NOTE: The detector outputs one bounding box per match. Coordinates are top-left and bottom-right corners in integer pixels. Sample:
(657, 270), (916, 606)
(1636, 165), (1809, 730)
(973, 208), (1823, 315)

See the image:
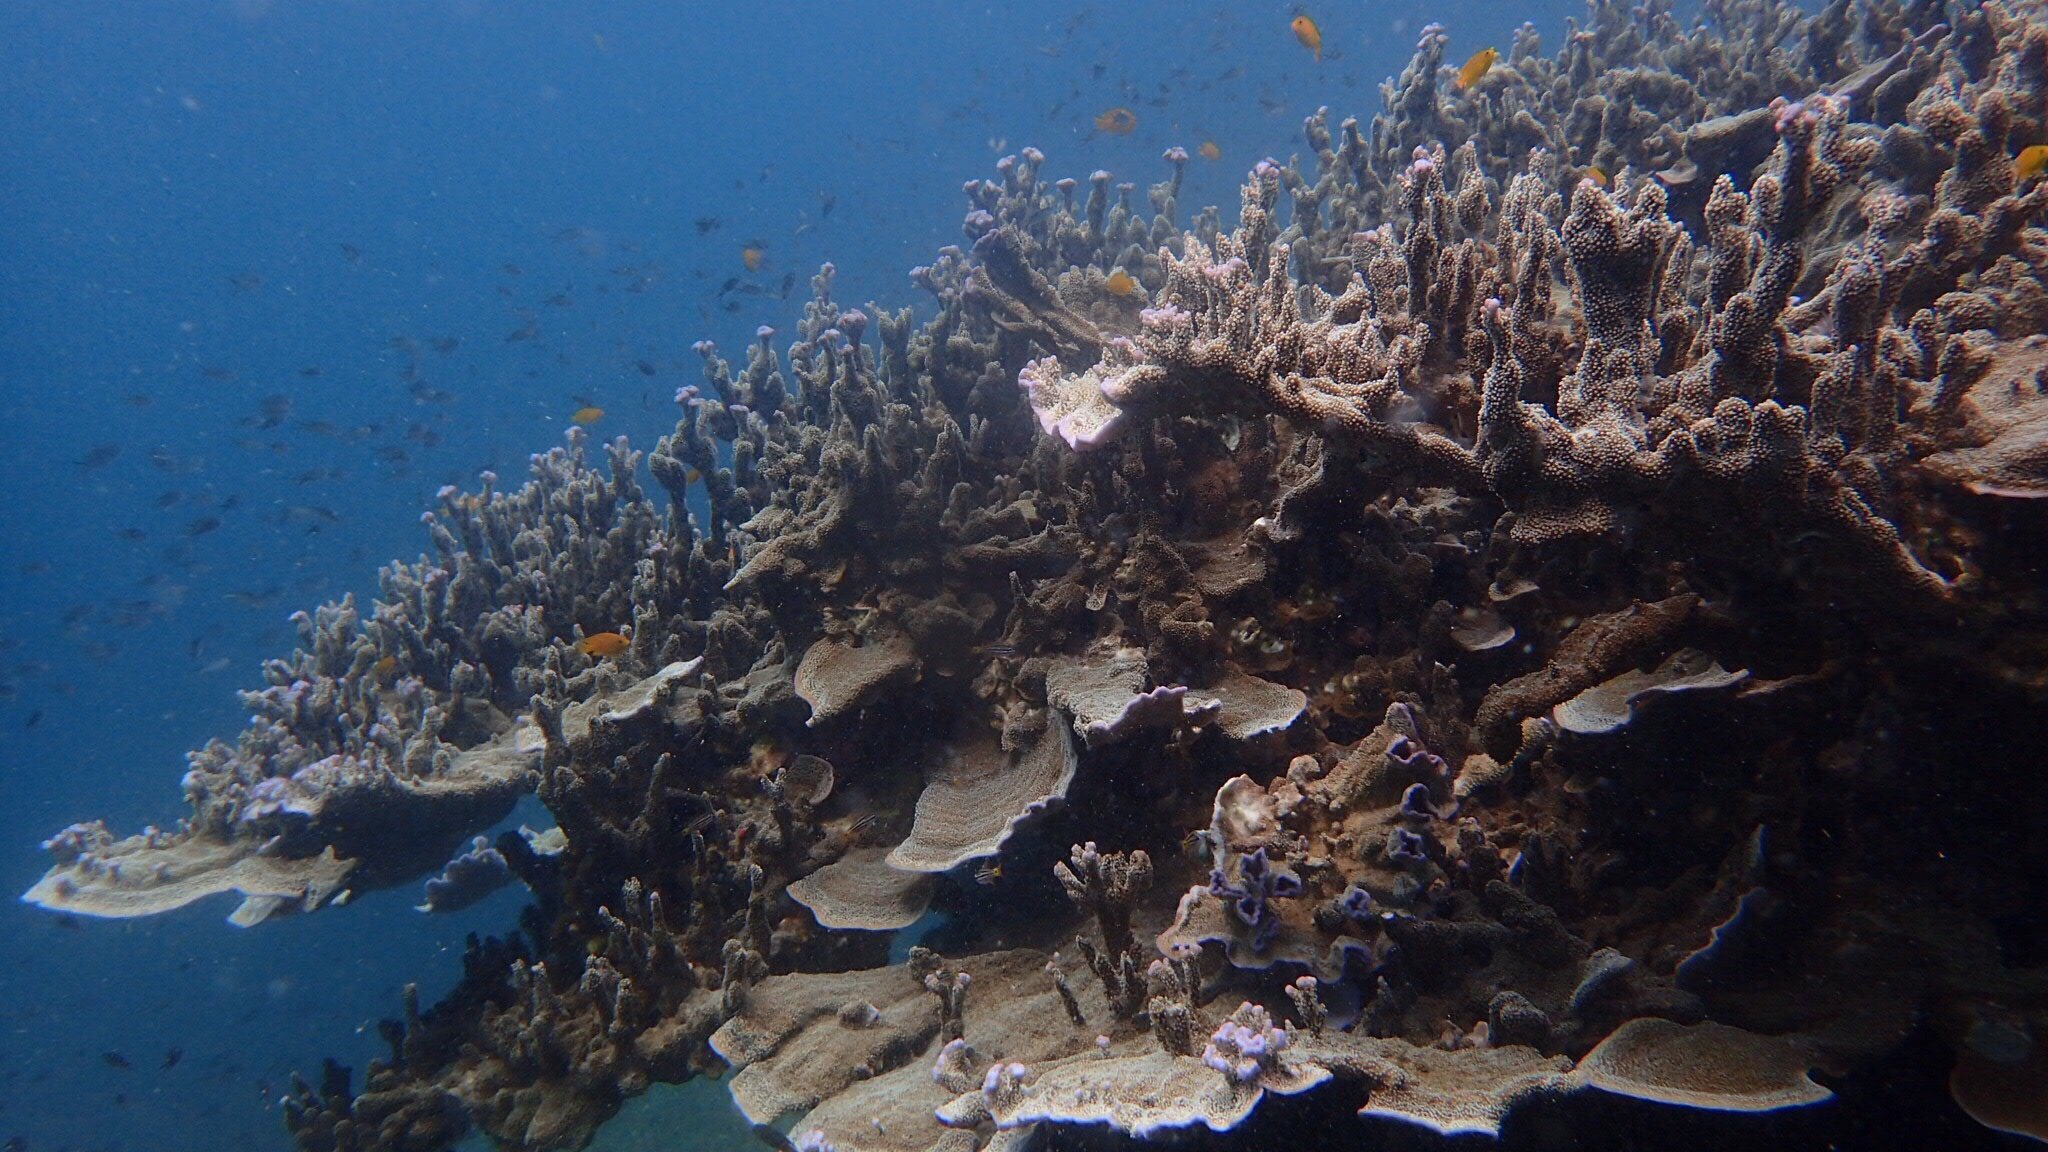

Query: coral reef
(26, 0), (2048, 1149)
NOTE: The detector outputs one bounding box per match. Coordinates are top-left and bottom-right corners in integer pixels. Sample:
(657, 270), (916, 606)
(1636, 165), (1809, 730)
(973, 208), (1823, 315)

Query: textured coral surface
(28, 1), (2048, 1149)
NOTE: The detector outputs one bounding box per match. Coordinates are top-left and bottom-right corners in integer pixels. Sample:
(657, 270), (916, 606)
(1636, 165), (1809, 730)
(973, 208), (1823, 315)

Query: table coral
(24, 2), (2048, 1151)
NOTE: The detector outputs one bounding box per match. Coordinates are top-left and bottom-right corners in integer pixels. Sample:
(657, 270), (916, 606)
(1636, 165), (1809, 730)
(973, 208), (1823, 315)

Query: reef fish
(741, 243), (766, 272)
(1584, 165), (1610, 188)
(576, 631), (629, 658)
(1104, 268), (1139, 297)
(1456, 47), (1498, 90)
(570, 405), (605, 426)
(1198, 140), (1222, 161)
(2019, 144), (2048, 181)
(1094, 107), (1137, 135)
(1291, 15), (1322, 61)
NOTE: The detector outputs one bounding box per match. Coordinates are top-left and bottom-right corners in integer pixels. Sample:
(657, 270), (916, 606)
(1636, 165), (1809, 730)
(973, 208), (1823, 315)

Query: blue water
(0, 2), (1567, 1147)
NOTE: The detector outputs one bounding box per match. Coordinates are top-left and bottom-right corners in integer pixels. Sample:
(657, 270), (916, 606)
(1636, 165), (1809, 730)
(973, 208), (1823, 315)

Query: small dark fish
(226, 272), (263, 292)
(7, 1135), (28, 1152)
(154, 491), (182, 509)
(202, 365), (237, 381)
(718, 276), (740, 295)
(778, 271), (796, 299)
(219, 493), (241, 511)
(24, 709), (41, 730)
(161, 1047), (183, 1070)
(248, 394), (291, 429)
(430, 336), (460, 355)
(505, 319), (539, 343)
(102, 1051), (132, 1070)
(77, 444), (121, 471)
(121, 392), (154, 408)
(409, 382), (455, 404)
(184, 516), (222, 537)
(297, 366), (321, 378)
(376, 445), (409, 463)
(544, 292), (573, 308)
(819, 193), (836, 219)
(501, 263), (523, 276)
(115, 527), (146, 541)
(223, 588), (281, 608)
(634, 360), (657, 376)
(339, 243), (362, 265)
(722, 300), (741, 312)
(52, 914), (79, 931)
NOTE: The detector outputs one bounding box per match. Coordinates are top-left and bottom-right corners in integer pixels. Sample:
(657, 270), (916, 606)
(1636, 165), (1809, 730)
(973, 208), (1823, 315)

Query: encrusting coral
(25, 1), (2048, 1150)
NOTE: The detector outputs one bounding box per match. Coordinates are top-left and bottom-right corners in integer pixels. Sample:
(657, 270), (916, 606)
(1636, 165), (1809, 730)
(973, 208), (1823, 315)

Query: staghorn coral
(26, 3), (2048, 1151)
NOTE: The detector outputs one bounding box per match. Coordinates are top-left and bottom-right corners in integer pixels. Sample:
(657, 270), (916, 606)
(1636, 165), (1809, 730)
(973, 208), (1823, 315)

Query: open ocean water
(6, 1), (2041, 1151)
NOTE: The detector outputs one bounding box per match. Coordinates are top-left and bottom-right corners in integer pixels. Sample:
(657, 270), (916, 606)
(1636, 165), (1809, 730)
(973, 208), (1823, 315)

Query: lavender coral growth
(1203, 1002), (1291, 1086)
(1209, 847), (1303, 951)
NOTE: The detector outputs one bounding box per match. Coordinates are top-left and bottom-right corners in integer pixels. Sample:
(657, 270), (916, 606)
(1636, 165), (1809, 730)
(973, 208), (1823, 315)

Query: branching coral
(27, 3), (2048, 1152)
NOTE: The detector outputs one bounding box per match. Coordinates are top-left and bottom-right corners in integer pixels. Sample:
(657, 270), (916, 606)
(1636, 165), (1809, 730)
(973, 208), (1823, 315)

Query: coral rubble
(26, 0), (2048, 1149)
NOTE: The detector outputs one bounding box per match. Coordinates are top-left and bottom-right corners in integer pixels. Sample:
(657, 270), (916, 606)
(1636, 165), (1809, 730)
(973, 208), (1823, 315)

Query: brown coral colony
(27, 0), (2048, 1149)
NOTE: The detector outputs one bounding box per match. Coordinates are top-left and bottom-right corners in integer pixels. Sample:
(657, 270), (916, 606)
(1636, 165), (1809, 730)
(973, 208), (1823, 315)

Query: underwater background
(5, 1), (2045, 1150)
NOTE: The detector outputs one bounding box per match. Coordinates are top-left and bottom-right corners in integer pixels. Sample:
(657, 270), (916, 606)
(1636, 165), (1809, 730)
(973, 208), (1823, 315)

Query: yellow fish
(570, 405), (604, 426)
(1584, 165), (1610, 188)
(1094, 107), (1137, 135)
(371, 655), (397, 681)
(1456, 47), (1498, 90)
(740, 244), (766, 272)
(1291, 15), (1322, 61)
(1104, 269), (1139, 297)
(2018, 144), (2048, 181)
(575, 631), (629, 658)
(1198, 140), (1222, 162)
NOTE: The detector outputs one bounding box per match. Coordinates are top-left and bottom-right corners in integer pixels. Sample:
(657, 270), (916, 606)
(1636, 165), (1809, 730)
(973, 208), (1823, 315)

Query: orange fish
(570, 405), (604, 426)
(371, 655), (397, 681)
(1094, 107), (1137, 135)
(1456, 47), (1498, 90)
(1291, 15), (1322, 61)
(1104, 269), (1139, 297)
(741, 243), (766, 272)
(576, 631), (629, 658)
(2019, 144), (2048, 181)
(1198, 140), (1222, 161)
(1584, 165), (1610, 188)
